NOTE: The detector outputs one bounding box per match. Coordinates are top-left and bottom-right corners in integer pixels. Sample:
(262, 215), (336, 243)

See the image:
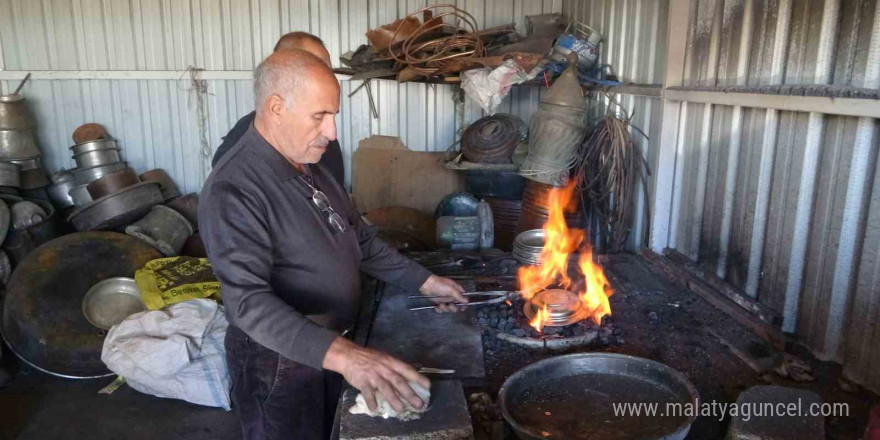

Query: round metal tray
(500, 353), (699, 440)
(81, 277), (146, 330)
(1, 232), (161, 378)
(67, 182), (163, 231)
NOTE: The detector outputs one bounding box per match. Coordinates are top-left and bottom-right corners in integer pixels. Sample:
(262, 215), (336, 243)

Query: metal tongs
(407, 290), (518, 311)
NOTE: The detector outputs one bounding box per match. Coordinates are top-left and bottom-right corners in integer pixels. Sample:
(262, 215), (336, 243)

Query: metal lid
(523, 289), (591, 326)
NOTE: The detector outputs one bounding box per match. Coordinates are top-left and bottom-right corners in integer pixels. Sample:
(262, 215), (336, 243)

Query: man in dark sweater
(212, 32), (345, 187)
(200, 50), (467, 440)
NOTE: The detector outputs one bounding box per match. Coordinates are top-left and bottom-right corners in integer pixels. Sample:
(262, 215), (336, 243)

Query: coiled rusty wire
(575, 93), (651, 251)
(389, 4), (484, 77)
(461, 114), (526, 164)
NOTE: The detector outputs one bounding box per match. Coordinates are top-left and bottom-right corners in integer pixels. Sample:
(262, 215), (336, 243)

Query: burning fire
(518, 182), (613, 331)
(530, 304), (550, 333)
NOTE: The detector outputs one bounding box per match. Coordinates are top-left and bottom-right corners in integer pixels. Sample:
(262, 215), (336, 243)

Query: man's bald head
(253, 49), (339, 169)
(254, 49), (337, 118)
(274, 31), (331, 66)
(275, 31), (323, 52)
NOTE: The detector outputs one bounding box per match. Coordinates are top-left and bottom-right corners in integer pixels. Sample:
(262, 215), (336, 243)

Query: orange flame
(530, 304), (550, 333)
(517, 182), (613, 331)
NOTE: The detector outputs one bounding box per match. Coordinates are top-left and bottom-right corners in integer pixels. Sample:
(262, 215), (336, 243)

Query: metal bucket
(0, 162), (21, 188)
(68, 184), (93, 207)
(73, 162), (127, 185)
(125, 204), (194, 256)
(139, 169), (180, 200)
(47, 170), (76, 209)
(0, 95), (36, 130)
(86, 167), (139, 199)
(0, 129), (42, 161)
(72, 147), (121, 169)
(500, 353), (698, 440)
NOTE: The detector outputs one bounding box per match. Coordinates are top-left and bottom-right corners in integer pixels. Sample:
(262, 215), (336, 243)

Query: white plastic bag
(101, 298), (232, 410)
(461, 60), (541, 114)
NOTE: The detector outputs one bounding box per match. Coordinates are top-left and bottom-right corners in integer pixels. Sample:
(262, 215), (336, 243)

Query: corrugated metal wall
(561, 0), (669, 248)
(0, 0), (562, 193)
(3, 0), (877, 393)
(660, 0), (880, 393)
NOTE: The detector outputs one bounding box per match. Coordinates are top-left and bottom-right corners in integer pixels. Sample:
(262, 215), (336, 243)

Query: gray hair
(253, 50), (322, 116)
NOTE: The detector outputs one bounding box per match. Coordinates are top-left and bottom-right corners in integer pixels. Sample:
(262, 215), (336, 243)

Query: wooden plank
(637, 249), (791, 351)
(663, 248), (782, 326)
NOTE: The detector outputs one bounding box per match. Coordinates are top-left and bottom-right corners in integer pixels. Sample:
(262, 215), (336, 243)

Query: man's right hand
(322, 337), (429, 413)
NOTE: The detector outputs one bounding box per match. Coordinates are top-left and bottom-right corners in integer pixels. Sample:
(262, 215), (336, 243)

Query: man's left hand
(418, 275), (467, 313)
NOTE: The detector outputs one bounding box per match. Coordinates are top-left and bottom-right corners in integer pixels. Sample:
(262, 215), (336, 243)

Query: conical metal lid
(541, 52), (587, 110)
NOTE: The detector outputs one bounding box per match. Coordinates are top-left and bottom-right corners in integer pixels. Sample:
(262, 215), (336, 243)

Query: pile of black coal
(476, 300), (622, 346)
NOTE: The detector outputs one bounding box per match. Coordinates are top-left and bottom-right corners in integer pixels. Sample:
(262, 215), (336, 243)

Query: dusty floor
(0, 360), (240, 440)
(0, 252), (876, 440)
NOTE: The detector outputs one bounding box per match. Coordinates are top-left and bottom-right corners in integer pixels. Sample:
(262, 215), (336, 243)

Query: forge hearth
(477, 296), (620, 351)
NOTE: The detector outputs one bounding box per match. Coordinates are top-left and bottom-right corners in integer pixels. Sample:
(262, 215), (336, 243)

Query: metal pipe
(782, 0), (840, 333)
(824, 1), (880, 360)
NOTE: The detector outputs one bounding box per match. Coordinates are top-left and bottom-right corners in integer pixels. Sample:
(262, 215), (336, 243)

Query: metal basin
(72, 147), (121, 169)
(1, 232), (161, 378)
(0, 162), (21, 188)
(8, 156), (42, 171)
(73, 162), (127, 185)
(0, 94), (35, 130)
(10, 201), (47, 229)
(68, 184), (93, 207)
(20, 168), (49, 190)
(47, 170), (76, 209)
(125, 204), (194, 256)
(500, 353), (698, 440)
(86, 167), (139, 199)
(69, 138), (118, 156)
(139, 169), (180, 200)
(1, 196), (62, 265)
(81, 277), (146, 330)
(0, 129), (41, 161)
(68, 182), (163, 231)
(165, 192), (199, 229)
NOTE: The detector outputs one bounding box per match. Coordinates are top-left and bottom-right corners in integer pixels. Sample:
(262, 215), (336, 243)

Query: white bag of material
(101, 298), (232, 410)
(461, 59), (541, 115)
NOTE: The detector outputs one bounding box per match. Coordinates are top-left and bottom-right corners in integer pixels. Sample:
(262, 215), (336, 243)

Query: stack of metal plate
(513, 229), (544, 266)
